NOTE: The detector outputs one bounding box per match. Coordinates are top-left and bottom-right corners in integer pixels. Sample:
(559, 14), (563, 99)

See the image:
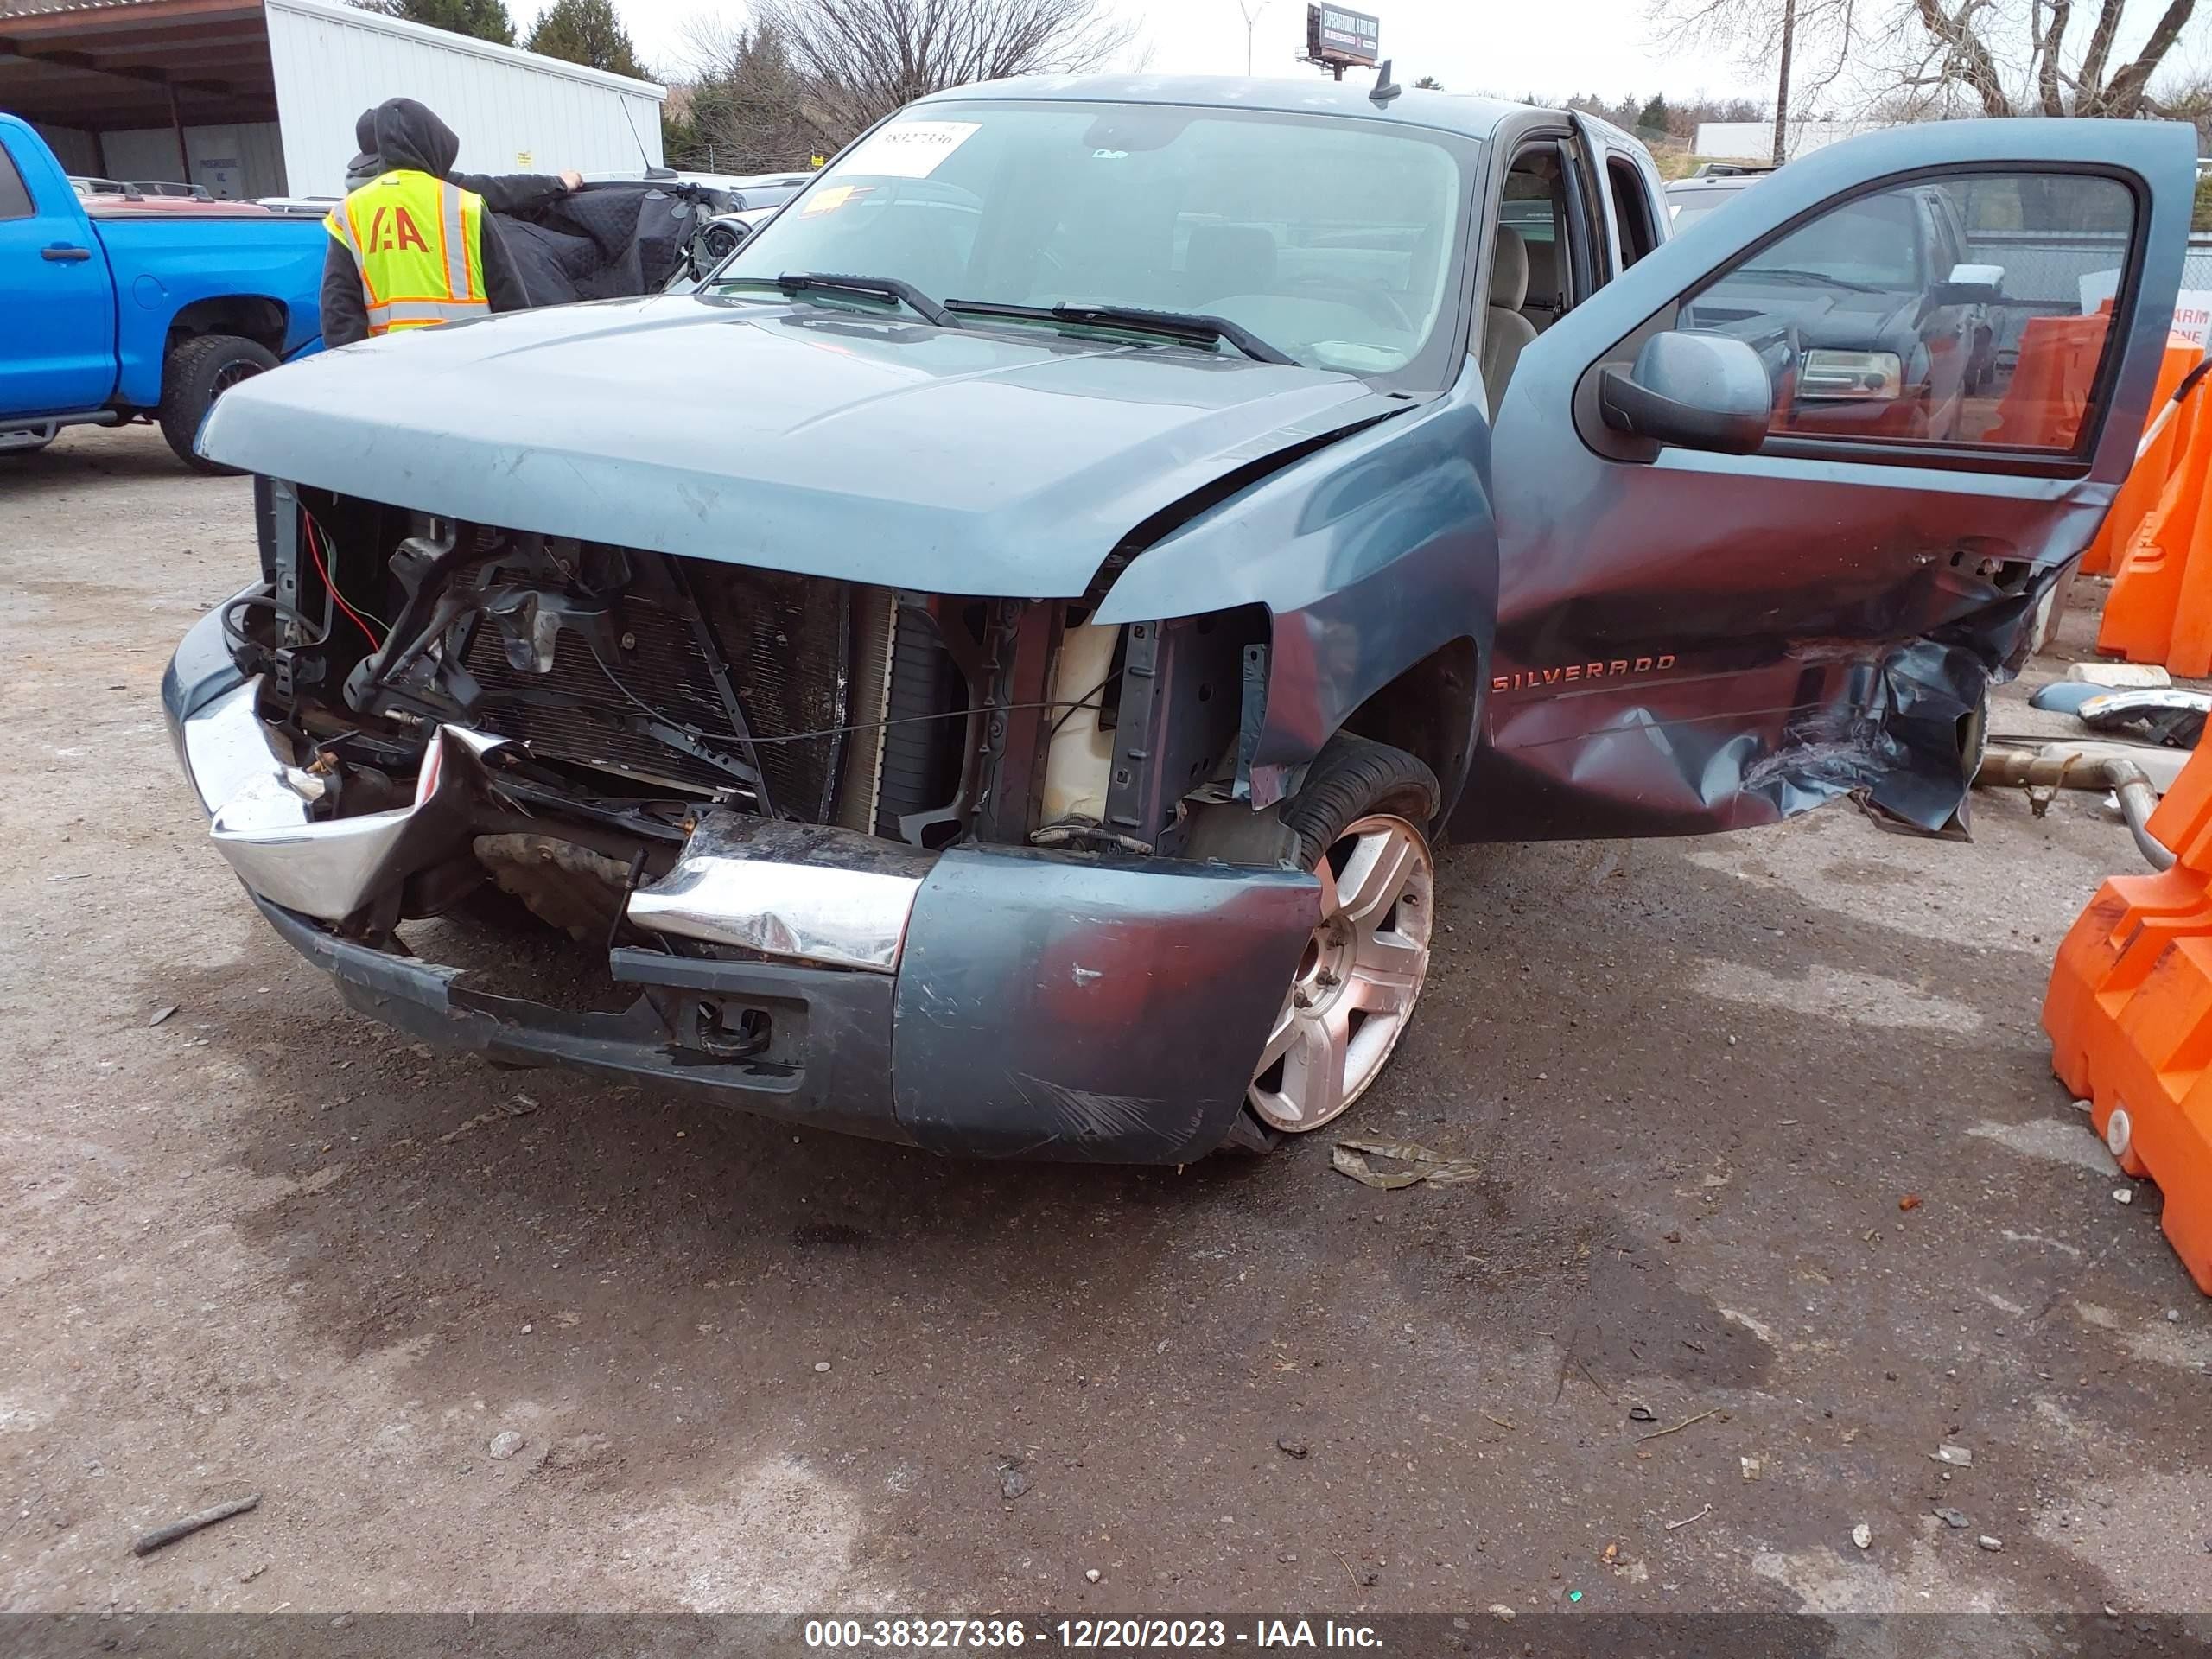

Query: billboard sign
(1306, 4), (1380, 67)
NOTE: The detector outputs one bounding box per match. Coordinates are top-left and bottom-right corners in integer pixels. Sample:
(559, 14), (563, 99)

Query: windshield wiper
(719, 271), (963, 327)
(1734, 265), (1892, 296)
(944, 299), (1294, 365)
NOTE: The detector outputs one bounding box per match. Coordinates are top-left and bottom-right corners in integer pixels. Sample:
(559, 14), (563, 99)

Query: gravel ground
(1, 423), (2206, 1620)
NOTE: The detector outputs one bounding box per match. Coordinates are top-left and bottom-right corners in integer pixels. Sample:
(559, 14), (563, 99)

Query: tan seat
(1481, 226), (1539, 419)
(1520, 236), (1560, 331)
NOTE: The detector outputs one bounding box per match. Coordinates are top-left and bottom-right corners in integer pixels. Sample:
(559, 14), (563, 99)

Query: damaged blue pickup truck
(162, 75), (2193, 1161)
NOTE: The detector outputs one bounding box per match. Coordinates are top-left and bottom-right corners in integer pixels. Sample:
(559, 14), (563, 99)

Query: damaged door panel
(1458, 124), (2192, 842)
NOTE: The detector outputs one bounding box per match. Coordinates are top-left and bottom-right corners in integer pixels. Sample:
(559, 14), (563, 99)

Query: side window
(1676, 169), (2137, 453)
(1605, 156), (1658, 270)
(0, 143), (34, 222)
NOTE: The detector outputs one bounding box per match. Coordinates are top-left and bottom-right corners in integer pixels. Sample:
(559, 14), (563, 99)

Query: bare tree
(1886, 0), (2197, 118)
(1654, 0), (1868, 161)
(746, 0), (1141, 154)
(1650, 0), (2200, 156)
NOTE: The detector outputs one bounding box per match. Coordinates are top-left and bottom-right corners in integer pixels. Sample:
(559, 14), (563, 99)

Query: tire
(1281, 733), (1440, 865)
(158, 334), (277, 474)
(1236, 734), (1441, 1139)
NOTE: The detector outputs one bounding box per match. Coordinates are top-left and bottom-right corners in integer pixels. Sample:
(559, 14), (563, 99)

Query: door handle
(41, 244), (91, 262)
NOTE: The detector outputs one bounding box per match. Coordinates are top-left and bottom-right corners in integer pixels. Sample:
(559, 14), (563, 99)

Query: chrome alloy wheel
(1248, 812), (1434, 1132)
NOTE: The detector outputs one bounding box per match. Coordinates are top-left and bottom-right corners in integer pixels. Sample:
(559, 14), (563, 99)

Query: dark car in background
(162, 81), (2192, 1162)
(1680, 175), (2005, 440)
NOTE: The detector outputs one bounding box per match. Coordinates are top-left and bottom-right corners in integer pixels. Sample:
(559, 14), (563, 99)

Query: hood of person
(195, 290), (1406, 600)
(351, 98), (461, 183)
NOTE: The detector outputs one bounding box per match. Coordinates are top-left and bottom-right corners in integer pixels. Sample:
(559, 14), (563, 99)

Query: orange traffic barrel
(2044, 743), (2212, 1293)
(2097, 357), (2212, 674)
(2081, 334), (2204, 576)
(1988, 311), (2114, 450)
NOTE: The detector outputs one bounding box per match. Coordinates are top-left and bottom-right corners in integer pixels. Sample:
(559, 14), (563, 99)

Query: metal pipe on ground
(1974, 743), (2174, 870)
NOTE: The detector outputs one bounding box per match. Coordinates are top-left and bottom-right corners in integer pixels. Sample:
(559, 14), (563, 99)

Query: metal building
(0, 0), (663, 200)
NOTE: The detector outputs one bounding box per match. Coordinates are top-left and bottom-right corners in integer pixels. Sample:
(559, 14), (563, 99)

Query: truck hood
(1694, 281), (1918, 350)
(199, 293), (1402, 599)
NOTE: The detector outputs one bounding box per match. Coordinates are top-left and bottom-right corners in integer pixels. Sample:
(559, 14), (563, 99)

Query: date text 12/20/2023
(803, 1618), (1385, 1649)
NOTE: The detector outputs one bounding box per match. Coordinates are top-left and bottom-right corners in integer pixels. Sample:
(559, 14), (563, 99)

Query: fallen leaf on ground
(1331, 1138), (1481, 1190)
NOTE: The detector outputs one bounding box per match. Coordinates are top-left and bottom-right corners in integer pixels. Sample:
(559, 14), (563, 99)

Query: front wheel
(1246, 735), (1440, 1135)
(158, 334), (277, 474)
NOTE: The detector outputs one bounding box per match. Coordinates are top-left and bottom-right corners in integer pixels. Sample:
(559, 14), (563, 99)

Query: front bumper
(166, 622), (1318, 1162)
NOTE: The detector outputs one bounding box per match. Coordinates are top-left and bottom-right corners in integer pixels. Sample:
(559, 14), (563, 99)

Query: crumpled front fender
(1096, 376), (1495, 803)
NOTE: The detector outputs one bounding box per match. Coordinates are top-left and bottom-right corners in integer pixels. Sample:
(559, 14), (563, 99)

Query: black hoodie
(321, 98), (534, 347)
(343, 101), (572, 216)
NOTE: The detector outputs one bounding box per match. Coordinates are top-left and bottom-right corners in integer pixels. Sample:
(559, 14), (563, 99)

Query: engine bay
(213, 480), (1265, 947)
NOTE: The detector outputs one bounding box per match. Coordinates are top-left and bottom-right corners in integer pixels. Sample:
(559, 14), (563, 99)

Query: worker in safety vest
(321, 98), (531, 347)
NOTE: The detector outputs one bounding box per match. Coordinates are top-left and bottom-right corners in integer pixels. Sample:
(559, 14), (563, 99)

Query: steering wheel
(1280, 276), (1414, 334)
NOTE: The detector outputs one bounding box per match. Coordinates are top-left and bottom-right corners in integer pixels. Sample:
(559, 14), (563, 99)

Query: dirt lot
(2, 423), (2207, 1620)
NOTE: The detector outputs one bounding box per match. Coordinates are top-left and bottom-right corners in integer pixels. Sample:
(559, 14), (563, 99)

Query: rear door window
(0, 142), (35, 221)
(1605, 156), (1658, 268)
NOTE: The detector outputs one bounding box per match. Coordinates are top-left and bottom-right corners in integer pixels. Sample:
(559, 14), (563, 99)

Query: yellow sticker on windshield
(801, 184), (870, 217)
(839, 120), (980, 180)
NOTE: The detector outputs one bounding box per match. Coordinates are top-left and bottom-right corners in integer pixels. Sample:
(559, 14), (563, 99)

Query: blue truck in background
(1, 111), (326, 472)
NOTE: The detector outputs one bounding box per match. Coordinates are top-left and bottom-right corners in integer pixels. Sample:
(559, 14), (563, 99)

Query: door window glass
(0, 144), (34, 221)
(1499, 146), (1584, 330)
(1676, 170), (2136, 452)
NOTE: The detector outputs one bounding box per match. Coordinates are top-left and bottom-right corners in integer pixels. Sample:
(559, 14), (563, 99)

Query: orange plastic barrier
(2081, 334), (2203, 576)
(1987, 311), (2113, 449)
(2097, 361), (2212, 673)
(2045, 747), (2212, 1294)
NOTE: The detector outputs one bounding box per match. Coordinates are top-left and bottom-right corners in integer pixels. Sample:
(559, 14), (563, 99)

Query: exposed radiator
(465, 563), (854, 812)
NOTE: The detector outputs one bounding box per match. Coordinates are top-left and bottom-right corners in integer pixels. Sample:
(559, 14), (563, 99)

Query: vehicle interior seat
(1482, 225), (1538, 418)
(1519, 234), (1562, 332)
(1185, 224), (1278, 307)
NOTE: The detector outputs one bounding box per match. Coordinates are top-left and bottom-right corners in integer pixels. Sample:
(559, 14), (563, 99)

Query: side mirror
(1934, 261), (2004, 305)
(1599, 330), (1773, 455)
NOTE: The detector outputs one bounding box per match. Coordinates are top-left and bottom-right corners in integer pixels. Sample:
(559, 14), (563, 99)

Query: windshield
(1741, 190), (1920, 289)
(716, 100), (1469, 378)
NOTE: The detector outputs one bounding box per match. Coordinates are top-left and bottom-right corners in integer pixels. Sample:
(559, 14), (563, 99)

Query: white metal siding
(264, 0), (664, 200)
(1693, 119), (1890, 162)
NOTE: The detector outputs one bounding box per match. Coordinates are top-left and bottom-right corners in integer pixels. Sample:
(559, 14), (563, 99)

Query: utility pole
(1236, 0), (1268, 75)
(1770, 0), (1795, 165)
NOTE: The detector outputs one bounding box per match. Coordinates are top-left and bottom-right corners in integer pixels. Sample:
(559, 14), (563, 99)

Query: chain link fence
(1965, 231), (2212, 365)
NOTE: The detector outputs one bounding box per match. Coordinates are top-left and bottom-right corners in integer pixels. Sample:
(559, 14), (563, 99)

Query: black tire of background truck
(1192, 732), (1442, 1156)
(158, 334), (278, 474)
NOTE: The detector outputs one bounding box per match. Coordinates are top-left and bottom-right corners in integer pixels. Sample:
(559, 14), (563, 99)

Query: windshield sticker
(801, 184), (871, 218)
(842, 120), (981, 179)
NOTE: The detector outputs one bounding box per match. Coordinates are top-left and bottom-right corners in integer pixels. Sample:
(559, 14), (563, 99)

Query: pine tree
(353, 0), (515, 47)
(524, 0), (646, 79)
(667, 23), (813, 173)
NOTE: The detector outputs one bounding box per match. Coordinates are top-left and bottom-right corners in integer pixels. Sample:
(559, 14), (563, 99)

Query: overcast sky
(582, 0), (1779, 104)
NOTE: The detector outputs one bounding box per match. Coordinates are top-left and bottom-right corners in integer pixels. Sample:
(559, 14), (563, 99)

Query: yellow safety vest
(325, 169), (487, 336)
